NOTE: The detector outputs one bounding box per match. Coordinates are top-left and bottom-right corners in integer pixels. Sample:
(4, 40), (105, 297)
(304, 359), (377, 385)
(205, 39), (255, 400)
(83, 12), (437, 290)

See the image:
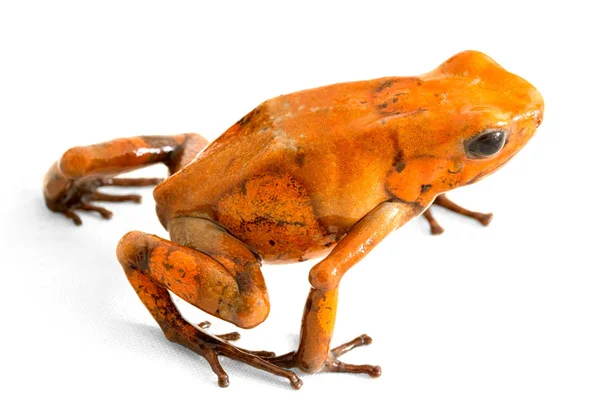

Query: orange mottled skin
(44, 51), (544, 388)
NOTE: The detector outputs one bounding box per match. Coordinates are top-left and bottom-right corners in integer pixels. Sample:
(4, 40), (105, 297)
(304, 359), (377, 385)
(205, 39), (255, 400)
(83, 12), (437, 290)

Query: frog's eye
(465, 130), (507, 159)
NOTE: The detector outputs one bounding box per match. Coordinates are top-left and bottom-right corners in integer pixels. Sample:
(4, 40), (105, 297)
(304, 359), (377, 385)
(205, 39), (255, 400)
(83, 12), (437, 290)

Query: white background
(1, 1), (598, 412)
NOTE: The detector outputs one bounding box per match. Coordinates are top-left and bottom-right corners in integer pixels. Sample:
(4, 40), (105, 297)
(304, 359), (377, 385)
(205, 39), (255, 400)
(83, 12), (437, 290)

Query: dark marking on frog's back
(295, 152), (306, 166)
(393, 151), (406, 173)
(237, 107), (261, 127)
(375, 79), (395, 93)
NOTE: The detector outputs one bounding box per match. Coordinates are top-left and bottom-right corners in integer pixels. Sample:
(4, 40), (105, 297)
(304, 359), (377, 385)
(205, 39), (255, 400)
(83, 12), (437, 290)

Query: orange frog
(43, 51), (544, 389)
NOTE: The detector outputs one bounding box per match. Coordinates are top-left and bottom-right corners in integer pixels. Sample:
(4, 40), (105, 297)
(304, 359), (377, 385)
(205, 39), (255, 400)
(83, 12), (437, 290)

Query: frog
(43, 50), (544, 389)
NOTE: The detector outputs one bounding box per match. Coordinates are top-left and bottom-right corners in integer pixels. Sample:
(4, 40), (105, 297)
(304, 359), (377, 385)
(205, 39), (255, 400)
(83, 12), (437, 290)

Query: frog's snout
(529, 87), (544, 128)
(535, 101), (544, 128)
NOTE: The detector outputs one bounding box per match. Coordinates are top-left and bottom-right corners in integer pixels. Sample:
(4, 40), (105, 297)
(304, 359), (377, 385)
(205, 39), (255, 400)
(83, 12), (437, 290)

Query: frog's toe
(196, 321), (275, 356)
(243, 349), (277, 357)
(197, 320), (241, 342)
(324, 358), (382, 377)
(330, 334), (373, 358)
(323, 334), (380, 377)
(215, 332), (241, 341)
(476, 212), (494, 226)
(100, 177), (163, 187)
(80, 176), (163, 206)
(86, 191), (142, 204)
(62, 209), (83, 226)
(77, 203), (114, 219)
(197, 321), (212, 329)
(59, 203), (113, 225)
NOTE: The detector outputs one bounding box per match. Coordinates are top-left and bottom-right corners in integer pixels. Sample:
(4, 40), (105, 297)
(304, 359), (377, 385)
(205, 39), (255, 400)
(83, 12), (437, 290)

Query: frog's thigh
(118, 227), (269, 329)
(168, 217), (269, 327)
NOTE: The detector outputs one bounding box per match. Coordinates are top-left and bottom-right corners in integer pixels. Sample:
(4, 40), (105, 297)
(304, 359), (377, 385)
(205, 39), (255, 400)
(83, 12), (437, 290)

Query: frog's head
(385, 50), (544, 206)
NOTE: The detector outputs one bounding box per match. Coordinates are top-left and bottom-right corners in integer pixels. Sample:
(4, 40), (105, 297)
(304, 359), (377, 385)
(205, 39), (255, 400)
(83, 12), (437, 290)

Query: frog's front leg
(116, 223), (302, 389)
(423, 194), (493, 235)
(44, 133), (208, 225)
(267, 201), (423, 375)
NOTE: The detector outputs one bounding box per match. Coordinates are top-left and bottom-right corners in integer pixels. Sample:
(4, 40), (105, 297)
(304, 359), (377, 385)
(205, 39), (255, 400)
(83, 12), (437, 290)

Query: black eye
(465, 130), (507, 159)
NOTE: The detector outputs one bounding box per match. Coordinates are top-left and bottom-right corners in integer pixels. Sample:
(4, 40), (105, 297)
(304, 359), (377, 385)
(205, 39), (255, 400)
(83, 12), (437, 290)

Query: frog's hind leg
(43, 133), (208, 225)
(423, 194), (493, 235)
(117, 228), (302, 389)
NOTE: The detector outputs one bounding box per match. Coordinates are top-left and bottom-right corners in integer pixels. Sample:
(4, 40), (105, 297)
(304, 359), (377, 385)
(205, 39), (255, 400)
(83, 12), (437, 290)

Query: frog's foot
(197, 321), (276, 357)
(165, 321), (302, 389)
(49, 176), (162, 226)
(423, 194), (493, 235)
(265, 334), (381, 378)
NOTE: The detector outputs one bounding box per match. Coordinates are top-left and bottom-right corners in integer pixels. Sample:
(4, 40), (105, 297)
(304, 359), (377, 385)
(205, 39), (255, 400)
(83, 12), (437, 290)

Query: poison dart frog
(43, 50), (544, 389)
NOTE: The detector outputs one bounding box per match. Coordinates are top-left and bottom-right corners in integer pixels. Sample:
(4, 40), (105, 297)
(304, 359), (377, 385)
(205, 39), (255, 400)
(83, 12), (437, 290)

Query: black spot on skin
(324, 242), (334, 248)
(393, 151), (406, 173)
(295, 152), (306, 166)
(269, 240), (275, 246)
(237, 107), (260, 126)
(375, 79), (394, 93)
(377, 102), (388, 110)
(420, 184), (431, 194)
(394, 160), (406, 173)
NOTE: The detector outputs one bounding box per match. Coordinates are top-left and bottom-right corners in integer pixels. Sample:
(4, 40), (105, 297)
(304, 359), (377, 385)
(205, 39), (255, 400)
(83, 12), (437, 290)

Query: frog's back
(154, 78), (402, 228)
(153, 75), (437, 262)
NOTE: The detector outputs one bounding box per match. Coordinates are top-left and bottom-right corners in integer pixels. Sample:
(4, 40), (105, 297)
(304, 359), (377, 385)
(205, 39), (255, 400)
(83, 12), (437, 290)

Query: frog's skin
(43, 51), (544, 389)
